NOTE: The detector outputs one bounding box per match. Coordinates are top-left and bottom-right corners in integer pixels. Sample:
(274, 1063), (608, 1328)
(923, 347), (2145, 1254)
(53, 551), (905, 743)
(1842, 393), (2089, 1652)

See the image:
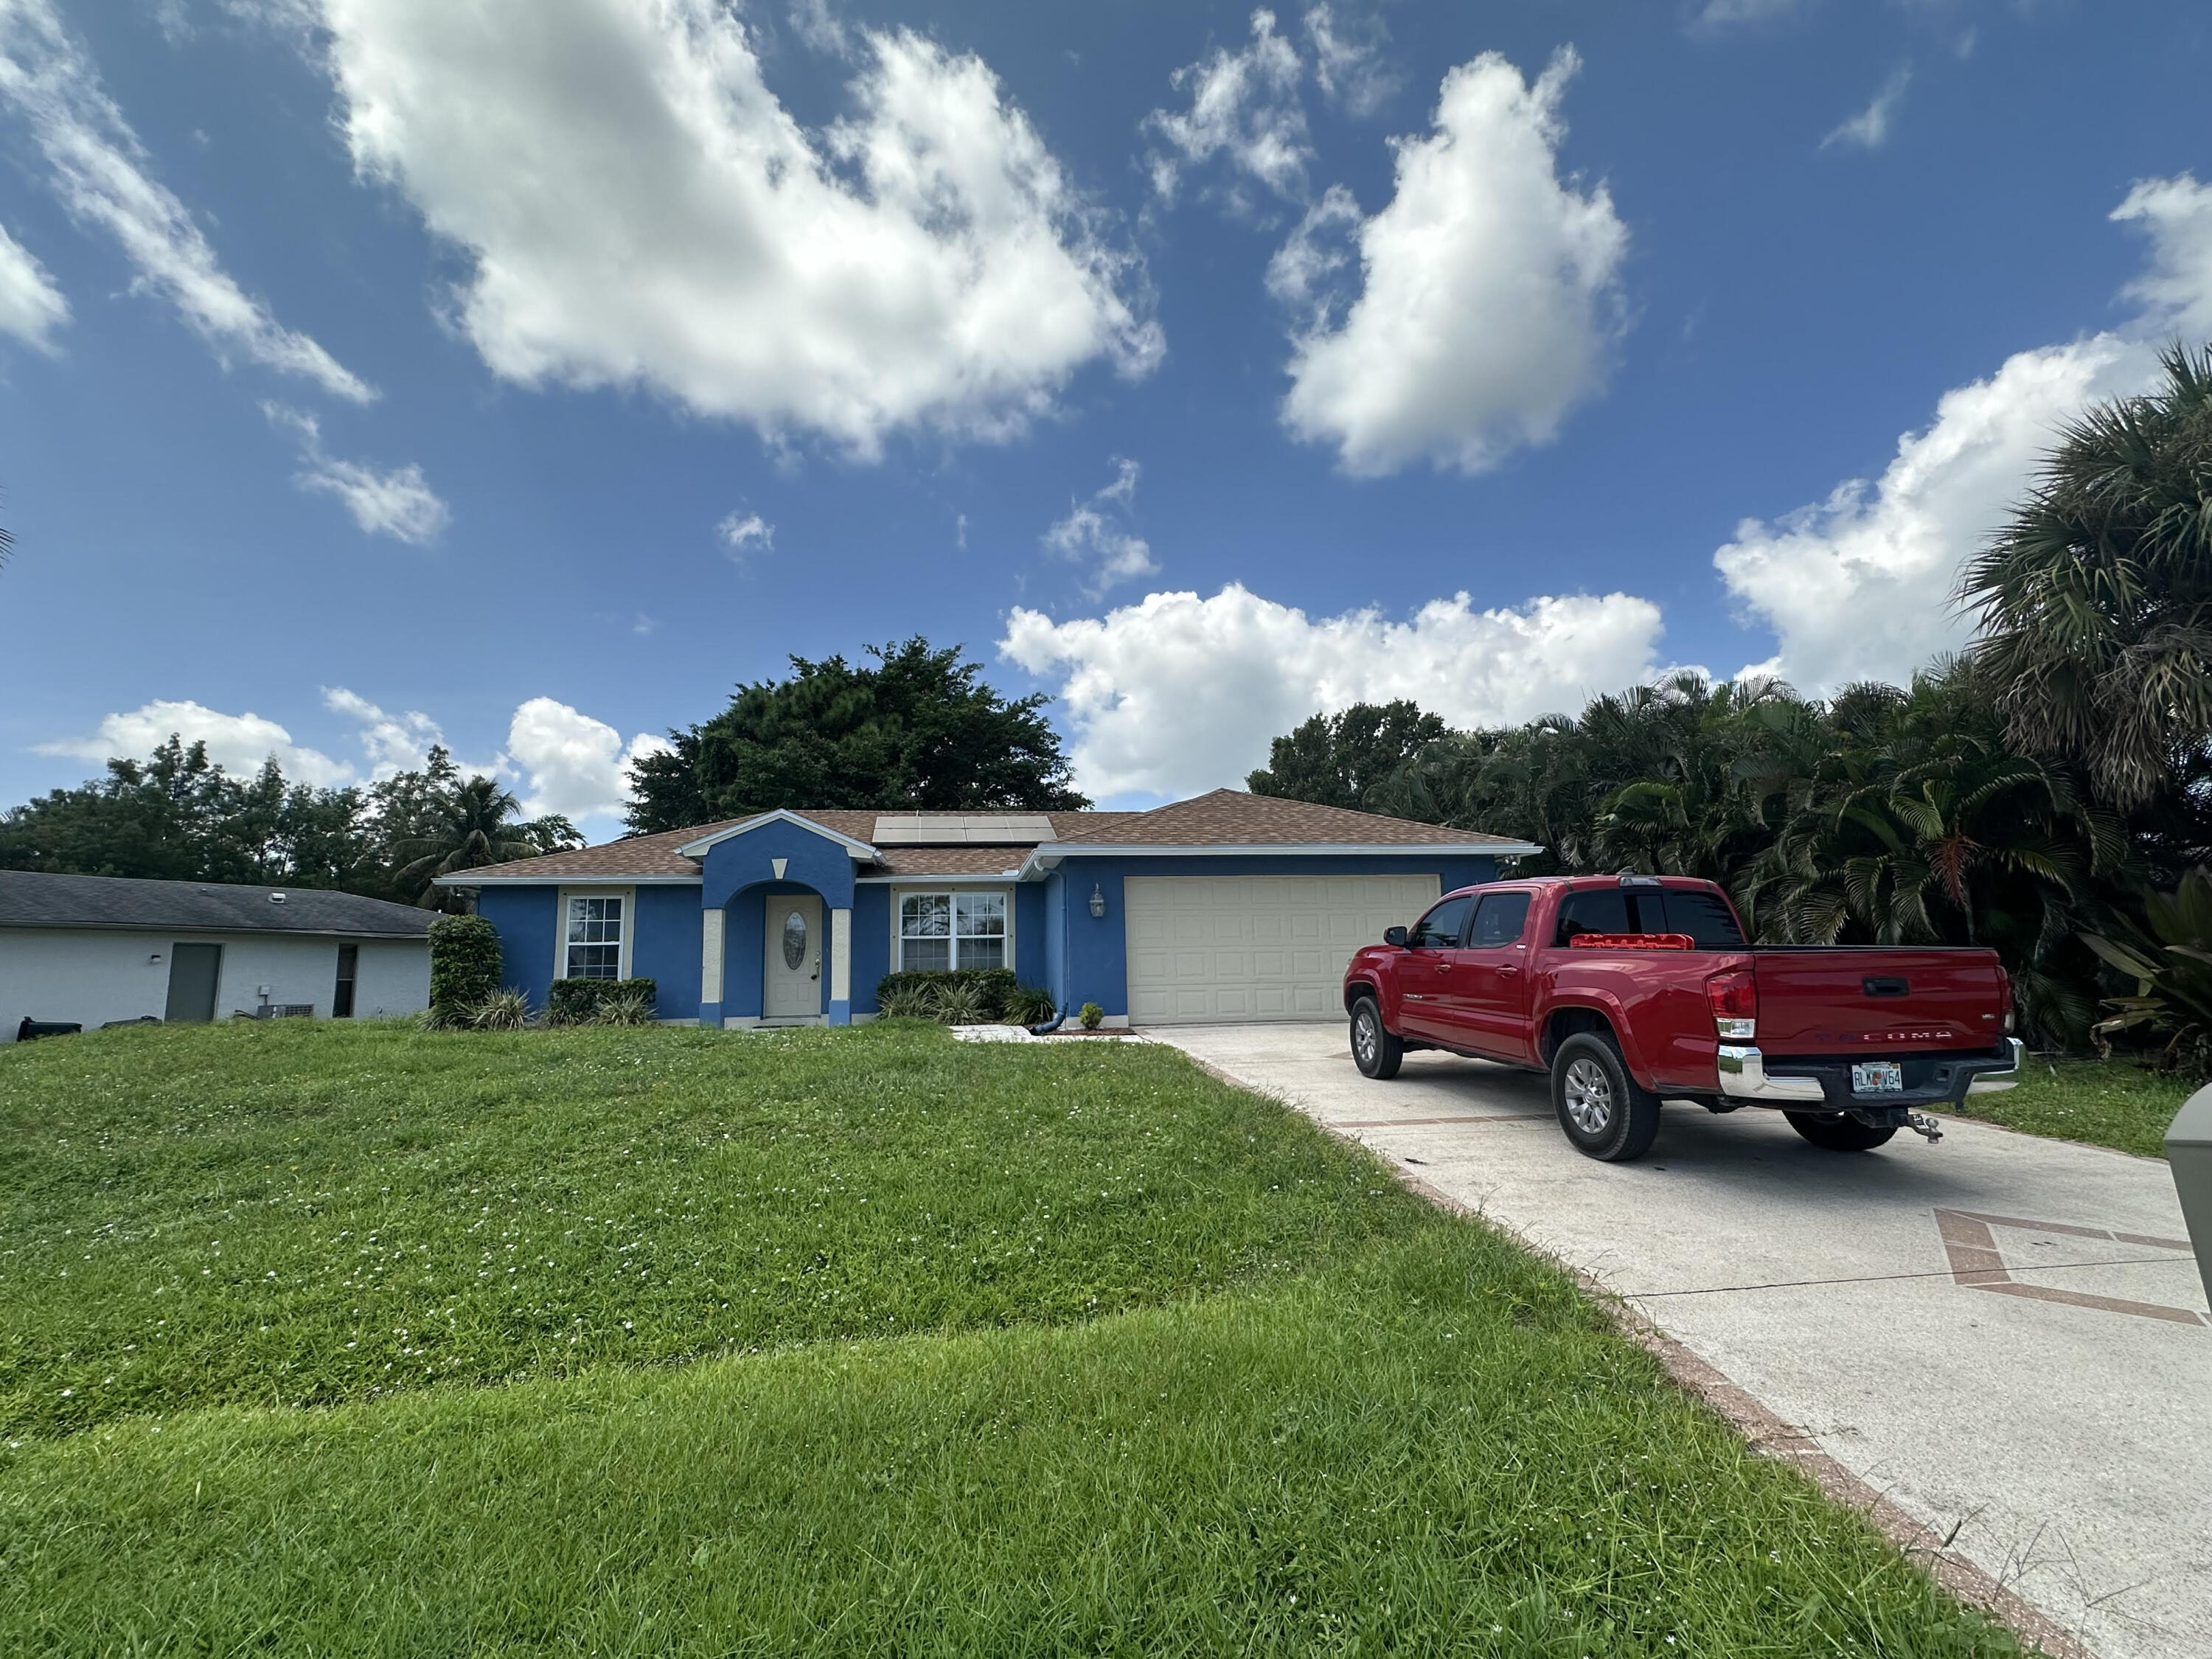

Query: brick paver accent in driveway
(1157, 1023), (2211, 1659)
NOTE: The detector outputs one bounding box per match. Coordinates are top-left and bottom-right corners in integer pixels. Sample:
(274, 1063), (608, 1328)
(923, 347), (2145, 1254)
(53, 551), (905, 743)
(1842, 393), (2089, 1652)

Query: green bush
(546, 978), (658, 1026)
(591, 989), (657, 1026)
(1079, 1001), (1104, 1030)
(874, 982), (939, 1020)
(1001, 984), (1056, 1025)
(932, 979), (990, 1026)
(873, 967), (1017, 1020)
(465, 989), (532, 1031)
(428, 915), (501, 1024)
(2085, 866), (2212, 1076)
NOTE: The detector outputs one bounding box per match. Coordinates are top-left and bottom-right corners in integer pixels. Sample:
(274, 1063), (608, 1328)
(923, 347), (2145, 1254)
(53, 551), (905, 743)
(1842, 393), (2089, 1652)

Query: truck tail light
(1707, 967), (1757, 1041)
(1999, 968), (2015, 1035)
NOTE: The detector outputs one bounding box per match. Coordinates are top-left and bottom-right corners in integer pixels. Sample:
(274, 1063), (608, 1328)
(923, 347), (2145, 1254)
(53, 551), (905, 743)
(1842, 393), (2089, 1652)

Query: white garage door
(1124, 874), (1441, 1025)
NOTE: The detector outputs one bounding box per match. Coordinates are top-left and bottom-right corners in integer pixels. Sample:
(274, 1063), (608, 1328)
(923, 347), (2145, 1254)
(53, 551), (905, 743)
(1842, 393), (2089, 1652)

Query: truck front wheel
(1550, 1032), (1660, 1161)
(1785, 1111), (1898, 1152)
(1350, 997), (1403, 1080)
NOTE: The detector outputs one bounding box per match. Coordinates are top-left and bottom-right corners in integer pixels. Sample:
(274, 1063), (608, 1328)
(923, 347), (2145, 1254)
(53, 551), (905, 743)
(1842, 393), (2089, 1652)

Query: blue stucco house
(440, 790), (1537, 1029)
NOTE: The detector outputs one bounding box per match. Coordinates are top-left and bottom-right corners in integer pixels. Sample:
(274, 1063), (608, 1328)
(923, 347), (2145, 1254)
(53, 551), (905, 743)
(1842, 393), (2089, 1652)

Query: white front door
(762, 895), (824, 1020)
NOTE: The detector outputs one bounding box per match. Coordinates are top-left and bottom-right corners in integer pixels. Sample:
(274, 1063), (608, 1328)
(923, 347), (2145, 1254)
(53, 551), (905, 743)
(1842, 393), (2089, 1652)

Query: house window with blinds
(897, 891), (1006, 972)
(564, 894), (624, 978)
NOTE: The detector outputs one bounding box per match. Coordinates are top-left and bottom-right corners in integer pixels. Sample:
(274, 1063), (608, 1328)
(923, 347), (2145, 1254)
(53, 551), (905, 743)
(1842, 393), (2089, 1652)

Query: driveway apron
(1156, 1023), (2211, 1659)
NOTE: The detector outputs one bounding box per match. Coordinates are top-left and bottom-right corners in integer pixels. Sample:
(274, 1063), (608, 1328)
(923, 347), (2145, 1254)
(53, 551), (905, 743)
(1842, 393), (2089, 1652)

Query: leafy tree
(1963, 341), (2212, 810)
(1, 738), (574, 905)
(392, 776), (579, 906)
(1262, 665), (2127, 1045)
(1247, 701), (1447, 813)
(627, 638), (1087, 833)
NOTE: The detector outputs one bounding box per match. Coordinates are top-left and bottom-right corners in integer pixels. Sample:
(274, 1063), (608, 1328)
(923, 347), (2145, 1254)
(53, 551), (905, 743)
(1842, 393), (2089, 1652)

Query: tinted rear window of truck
(1554, 886), (1745, 949)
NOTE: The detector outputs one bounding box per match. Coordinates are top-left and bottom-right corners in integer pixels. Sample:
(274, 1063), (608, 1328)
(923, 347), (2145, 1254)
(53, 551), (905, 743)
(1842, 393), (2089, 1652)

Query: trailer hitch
(1905, 1111), (1944, 1144)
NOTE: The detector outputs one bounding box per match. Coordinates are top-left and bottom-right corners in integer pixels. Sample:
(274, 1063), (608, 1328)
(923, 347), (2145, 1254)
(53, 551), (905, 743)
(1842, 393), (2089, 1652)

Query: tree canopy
(626, 638), (1087, 835)
(1252, 665), (2183, 1046)
(0, 739), (579, 906)
(1964, 341), (2212, 807)
(1246, 700), (1447, 813)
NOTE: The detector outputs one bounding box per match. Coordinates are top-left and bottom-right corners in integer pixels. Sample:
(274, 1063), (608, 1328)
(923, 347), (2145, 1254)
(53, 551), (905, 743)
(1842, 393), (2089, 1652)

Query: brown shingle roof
(1062, 788), (1530, 848)
(870, 846), (1029, 876)
(450, 796), (1525, 884)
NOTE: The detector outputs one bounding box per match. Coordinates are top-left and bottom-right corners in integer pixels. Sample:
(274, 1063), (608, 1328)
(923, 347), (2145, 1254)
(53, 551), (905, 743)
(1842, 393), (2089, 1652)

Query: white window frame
(893, 886), (1013, 973)
(557, 886), (634, 982)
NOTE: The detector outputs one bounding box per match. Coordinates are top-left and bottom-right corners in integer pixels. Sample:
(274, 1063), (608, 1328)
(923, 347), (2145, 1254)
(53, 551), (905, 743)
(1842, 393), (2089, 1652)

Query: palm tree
(392, 776), (546, 905)
(1961, 341), (2212, 809)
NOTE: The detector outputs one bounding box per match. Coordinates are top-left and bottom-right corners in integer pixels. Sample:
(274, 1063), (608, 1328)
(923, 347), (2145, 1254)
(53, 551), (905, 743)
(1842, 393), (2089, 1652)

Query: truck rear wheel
(1550, 1032), (1660, 1162)
(1786, 1110), (1898, 1151)
(1350, 997), (1402, 1080)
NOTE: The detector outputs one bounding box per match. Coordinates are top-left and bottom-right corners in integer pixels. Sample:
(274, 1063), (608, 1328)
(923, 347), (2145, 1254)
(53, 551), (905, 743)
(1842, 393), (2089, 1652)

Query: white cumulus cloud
(505, 697), (672, 821)
(1042, 458), (1155, 597)
(0, 0), (372, 400)
(0, 218), (66, 349)
(38, 699), (354, 785)
(1714, 173), (2212, 693)
(321, 686), (445, 776)
(311, 0), (1158, 456)
(2114, 173), (2212, 338)
(1273, 48), (1629, 477)
(1144, 10), (1310, 206)
(1001, 582), (1665, 799)
(265, 404), (449, 544)
(41, 686), (664, 824)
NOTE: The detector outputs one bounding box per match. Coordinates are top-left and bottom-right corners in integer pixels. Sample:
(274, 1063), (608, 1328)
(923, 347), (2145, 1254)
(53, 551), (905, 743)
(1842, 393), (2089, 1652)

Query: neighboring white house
(1, 870), (431, 1041)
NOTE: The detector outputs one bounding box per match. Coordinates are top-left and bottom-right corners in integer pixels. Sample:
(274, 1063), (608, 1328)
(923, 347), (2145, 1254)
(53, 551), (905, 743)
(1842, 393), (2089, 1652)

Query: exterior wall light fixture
(1089, 883), (1107, 919)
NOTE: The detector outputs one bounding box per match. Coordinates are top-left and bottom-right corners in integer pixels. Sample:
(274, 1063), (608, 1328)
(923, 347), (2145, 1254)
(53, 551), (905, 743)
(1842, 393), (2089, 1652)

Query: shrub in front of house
(1079, 1002), (1104, 1030)
(466, 989), (533, 1031)
(546, 978), (658, 1026)
(1002, 984), (1057, 1026)
(874, 967), (1018, 1021)
(429, 915), (502, 1025)
(591, 988), (658, 1026)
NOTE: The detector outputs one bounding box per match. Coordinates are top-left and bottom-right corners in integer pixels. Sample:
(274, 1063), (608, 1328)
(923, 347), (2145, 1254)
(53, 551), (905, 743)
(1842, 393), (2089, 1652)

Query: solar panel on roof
(870, 814), (1057, 845)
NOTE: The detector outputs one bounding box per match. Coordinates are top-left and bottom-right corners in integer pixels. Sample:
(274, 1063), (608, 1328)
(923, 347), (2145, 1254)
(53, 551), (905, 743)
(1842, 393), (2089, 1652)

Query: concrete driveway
(1155, 1023), (2211, 1659)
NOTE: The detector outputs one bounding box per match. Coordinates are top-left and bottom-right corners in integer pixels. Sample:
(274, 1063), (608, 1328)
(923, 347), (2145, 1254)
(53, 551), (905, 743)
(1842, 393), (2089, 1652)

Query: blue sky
(2, 0), (2209, 836)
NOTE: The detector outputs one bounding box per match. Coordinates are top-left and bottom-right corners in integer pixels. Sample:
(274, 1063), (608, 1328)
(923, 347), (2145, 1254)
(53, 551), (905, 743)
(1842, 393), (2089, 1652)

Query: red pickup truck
(1341, 874), (2023, 1162)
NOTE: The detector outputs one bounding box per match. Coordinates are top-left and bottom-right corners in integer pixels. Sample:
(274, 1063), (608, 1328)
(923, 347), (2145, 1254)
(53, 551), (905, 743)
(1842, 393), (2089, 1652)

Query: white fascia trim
(439, 874), (702, 887)
(1016, 841), (1545, 880)
(855, 872), (1022, 885)
(676, 810), (878, 861)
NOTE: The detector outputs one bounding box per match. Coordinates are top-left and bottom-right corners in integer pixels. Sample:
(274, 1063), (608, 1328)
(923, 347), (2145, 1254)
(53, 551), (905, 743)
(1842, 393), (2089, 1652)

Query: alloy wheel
(1562, 1055), (1613, 1135)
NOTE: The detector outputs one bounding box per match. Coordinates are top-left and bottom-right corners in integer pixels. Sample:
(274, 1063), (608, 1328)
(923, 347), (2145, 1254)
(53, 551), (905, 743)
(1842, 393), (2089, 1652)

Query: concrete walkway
(1155, 1023), (2211, 1659)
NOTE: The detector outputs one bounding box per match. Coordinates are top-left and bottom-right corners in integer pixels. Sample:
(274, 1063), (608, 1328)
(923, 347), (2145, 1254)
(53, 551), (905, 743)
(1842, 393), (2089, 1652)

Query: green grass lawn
(1, 1020), (2025, 1655)
(1944, 1054), (2194, 1159)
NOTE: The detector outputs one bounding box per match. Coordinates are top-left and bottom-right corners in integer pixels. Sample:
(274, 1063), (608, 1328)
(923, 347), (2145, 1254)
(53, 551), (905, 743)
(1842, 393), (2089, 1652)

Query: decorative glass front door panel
(763, 894), (824, 1020)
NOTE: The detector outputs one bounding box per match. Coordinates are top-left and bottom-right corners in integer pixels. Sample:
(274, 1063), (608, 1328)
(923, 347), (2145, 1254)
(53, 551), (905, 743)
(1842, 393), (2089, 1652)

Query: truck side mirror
(1383, 925), (1408, 947)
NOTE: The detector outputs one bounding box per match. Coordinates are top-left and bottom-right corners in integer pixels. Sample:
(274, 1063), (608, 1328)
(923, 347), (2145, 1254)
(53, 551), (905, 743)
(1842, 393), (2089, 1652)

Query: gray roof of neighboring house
(0, 869), (434, 938)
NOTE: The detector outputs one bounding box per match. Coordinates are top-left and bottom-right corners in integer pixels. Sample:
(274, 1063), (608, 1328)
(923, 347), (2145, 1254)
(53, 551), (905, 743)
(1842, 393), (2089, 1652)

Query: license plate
(1852, 1060), (1904, 1093)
